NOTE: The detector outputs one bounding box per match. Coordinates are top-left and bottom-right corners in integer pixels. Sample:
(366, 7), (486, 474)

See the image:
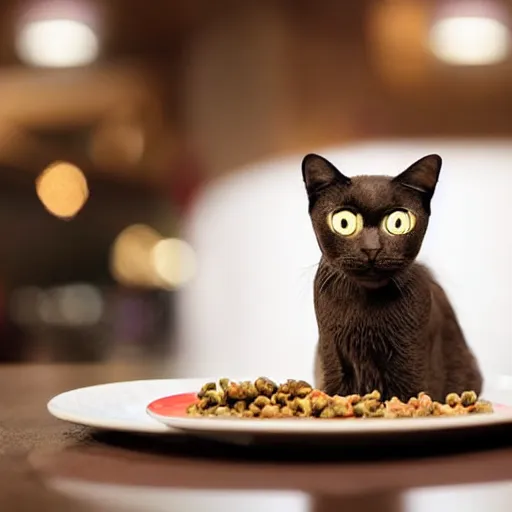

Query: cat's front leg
(314, 339), (349, 395)
(382, 357), (428, 402)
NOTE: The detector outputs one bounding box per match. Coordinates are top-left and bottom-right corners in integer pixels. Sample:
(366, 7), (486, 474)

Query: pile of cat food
(185, 378), (493, 419)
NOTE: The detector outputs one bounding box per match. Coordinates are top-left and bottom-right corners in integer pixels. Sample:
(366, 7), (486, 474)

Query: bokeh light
(429, 15), (510, 65)
(109, 224), (162, 288)
(151, 238), (197, 289)
(110, 225), (197, 290)
(9, 284), (103, 327)
(57, 284), (103, 326)
(35, 161), (89, 219)
(16, 18), (99, 68)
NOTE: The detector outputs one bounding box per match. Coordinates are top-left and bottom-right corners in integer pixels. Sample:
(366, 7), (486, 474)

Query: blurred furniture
(176, 140), (512, 384)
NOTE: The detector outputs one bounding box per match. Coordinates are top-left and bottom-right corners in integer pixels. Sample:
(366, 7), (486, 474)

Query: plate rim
(146, 393), (512, 436)
(46, 376), (269, 434)
(47, 378), (217, 434)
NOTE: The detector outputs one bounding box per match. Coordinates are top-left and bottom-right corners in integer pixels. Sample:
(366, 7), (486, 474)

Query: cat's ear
(393, 154), (442, 198)
(302, 154), (350, 198)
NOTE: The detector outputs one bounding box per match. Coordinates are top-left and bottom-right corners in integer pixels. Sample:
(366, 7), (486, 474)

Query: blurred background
(1, 0), (511, 382)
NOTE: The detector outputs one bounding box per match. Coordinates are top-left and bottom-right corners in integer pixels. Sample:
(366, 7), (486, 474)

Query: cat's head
(302, 153), (441, 289)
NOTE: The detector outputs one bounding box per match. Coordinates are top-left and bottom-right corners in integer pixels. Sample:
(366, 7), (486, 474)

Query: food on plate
(186, 378), (493, 419)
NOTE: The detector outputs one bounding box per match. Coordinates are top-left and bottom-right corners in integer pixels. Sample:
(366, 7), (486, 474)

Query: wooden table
(1, 364), (512, 512)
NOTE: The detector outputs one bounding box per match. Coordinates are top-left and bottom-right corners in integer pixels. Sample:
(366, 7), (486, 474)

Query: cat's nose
(361, 248), (381, 262)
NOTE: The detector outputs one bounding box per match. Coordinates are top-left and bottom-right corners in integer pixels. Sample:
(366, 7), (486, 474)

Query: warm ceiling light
(36, 161), (89, 219)
(428, 0), (510, 66)
(429, 16), (509, 65)
(16, 18), (99, 67)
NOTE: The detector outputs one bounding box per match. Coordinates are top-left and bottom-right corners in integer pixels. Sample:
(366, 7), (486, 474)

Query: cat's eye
(329, 210), (363, 237)
(383, 210), (416, 235)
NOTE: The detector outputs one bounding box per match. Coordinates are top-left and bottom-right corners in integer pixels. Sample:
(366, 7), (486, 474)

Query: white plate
(47, 378), (214, 434)
(48, 378), (512, 441)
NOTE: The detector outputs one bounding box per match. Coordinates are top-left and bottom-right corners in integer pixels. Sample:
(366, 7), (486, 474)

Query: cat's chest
(321, 294), (422, 394)
(332, 303), (406, 353)
(318, 288), (425, 351)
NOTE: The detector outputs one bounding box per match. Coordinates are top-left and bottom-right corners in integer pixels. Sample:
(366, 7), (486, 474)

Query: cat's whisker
(317, 267), (338, 295)
(391, 276), (405, 296)
(317, 273), (331, 295)
(332, 271), (346, 291)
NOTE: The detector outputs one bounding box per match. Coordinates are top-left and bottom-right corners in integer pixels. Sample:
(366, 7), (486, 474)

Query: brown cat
(302, 153), (482, 402)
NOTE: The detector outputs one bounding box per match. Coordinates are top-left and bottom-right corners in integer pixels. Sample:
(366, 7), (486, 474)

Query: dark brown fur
(303, 153), (482, 402)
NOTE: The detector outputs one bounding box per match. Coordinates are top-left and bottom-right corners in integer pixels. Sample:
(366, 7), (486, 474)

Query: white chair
(175, 140), (512, 389)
